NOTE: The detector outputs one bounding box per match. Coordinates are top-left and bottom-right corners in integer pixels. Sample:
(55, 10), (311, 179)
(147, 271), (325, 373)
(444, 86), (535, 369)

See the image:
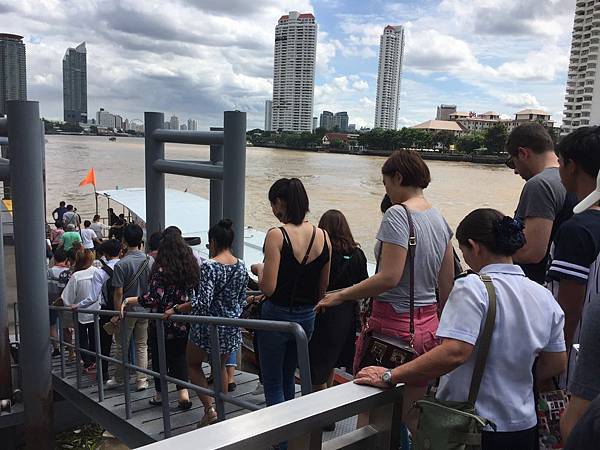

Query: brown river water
(44, 135), (524, 262)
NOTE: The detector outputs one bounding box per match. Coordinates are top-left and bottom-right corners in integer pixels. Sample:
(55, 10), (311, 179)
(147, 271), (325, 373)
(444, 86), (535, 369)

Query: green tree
(433, 130), (455, 151)
(456, 132), (485, 154)
(484, 123), (508, 154)
(329, 139), (345, 149)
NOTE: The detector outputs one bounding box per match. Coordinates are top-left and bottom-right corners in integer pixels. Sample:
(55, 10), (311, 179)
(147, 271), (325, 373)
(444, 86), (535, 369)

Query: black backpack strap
(467, 274), (497, 406)
(100, 258), (113, 277)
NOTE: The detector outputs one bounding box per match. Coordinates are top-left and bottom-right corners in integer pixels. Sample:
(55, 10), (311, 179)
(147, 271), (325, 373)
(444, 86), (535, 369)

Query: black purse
(358, 203), (417, 370)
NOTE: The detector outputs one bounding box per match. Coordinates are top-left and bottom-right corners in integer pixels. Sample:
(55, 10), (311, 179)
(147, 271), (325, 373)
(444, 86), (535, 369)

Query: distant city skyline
(0, 1), (577, 129)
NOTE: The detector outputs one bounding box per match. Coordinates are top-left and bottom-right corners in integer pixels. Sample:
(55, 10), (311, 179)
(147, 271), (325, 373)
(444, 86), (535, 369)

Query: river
(44, 135), (524, 261)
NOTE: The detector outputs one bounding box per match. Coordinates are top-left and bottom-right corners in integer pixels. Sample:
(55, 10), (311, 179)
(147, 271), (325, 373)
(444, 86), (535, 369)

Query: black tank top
(268, 226), (330, 307)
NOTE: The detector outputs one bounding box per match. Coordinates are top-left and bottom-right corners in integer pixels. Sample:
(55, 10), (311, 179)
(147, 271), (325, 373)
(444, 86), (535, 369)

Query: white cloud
(498, 93), (541, 109)
(316, 31), (340, 76)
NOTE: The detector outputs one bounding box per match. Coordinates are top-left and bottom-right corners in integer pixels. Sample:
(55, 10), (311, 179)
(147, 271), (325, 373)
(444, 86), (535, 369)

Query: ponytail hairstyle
(268, 178), (310, 225)
(456, 208), (526, 256)
(209, 219), (235, 253)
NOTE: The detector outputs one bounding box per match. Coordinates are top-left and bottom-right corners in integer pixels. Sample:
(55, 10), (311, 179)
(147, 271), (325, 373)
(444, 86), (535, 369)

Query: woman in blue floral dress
(187, 219), (249, 427)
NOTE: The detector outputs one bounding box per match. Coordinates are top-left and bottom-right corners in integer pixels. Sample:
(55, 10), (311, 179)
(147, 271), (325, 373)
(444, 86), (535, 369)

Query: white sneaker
(136, 380), (149, 391)
(105, 378), (121, 390)
(250, 382), (264, 396)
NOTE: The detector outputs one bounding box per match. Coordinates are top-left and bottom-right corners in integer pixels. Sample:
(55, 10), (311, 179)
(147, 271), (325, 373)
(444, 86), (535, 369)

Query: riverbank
(256, 143), (507, 165)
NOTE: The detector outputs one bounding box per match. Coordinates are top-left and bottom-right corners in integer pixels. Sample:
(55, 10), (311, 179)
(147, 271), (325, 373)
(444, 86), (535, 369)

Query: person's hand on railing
(162, 308), (175, 320)
(69, 304), (78, 310)
(354, 366), (390, 389)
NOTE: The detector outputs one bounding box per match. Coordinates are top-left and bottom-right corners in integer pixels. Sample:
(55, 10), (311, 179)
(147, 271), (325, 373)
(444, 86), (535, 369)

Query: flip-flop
(149, 398), (162, 406)
(178, 400), (193, 410)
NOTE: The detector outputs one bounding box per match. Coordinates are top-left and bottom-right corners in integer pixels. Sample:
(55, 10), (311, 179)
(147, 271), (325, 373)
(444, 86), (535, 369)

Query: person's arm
(355, 338), (474, 387)
(315, 241), (406, 311)
(318, 231), (332, 299)
(561, 395), (592, 441)
(255, 228), (282, 297)
(61, 276), (76, 307)
(513, 217), (553, 264)
(52, 208), (58, 221)
(437, 242), (455, 309)
(77, 271), (103, 309)
(536, 351), (567, 382)
(557, 280), (587, 350)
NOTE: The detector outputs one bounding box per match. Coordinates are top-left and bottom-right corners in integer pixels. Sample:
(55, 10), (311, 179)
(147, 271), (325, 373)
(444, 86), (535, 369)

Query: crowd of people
(44, 123), (600, 450)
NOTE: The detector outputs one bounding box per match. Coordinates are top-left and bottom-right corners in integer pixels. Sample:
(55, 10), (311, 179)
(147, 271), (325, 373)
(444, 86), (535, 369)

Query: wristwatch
(382, 369), (394, 387)
(173, 304), (179, 314)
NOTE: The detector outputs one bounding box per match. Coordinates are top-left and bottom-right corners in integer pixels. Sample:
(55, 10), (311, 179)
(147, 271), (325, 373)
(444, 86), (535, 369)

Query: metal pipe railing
(48, 305), (311, 439)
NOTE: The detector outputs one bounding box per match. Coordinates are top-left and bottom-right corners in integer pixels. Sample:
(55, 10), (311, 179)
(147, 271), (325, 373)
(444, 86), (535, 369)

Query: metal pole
(209, 325), (226, 420)
(210, 127), (224, 227)
(73, 311), (81, 390)
(293, 324), (312, 396)
(0, 215), (11, 401)
(58, 313), (65, 378)
(222, 111), (246, 259)
(8, 100), (54, 448)
(94, 315), (104, 402)
(156, 320), (171, 438)
(144, 112), (165, 243)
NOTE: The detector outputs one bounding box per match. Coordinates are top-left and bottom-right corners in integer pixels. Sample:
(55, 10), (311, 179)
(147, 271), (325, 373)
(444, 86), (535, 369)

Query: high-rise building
(63, 42), (87, 124)
(562, 2), (600, 134)
(312, 116), (317, 131)
(374, 25), (405, 130)
(123, 118), (130, 131)
(264, 100), (273, 131)
(334, 111), (349, 132)
(180, 124), (187, 131)
(436, 104), (457, 121)
(319, 111), (334, 130)
(96, 108), (115, 128)
(272, 11), (317, 132)
(114, 114), (123, 129)
(187, 118), (197, 131)
(0, 33), (27, 116)
(164, 121), (171, 130)
(170, 115), (179, 131)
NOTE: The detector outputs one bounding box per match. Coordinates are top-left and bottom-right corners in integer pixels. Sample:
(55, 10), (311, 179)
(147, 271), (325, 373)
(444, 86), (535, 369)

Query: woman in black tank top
(251, 178), (331, 424)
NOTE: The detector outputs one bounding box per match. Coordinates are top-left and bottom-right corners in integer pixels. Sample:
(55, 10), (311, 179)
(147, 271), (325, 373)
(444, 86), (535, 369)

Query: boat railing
(47, 305), (312, 440)
(141, 376), (405, 450)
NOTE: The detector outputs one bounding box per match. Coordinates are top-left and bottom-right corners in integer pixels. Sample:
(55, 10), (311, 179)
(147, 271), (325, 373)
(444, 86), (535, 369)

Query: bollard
(144, 112), (165, 242)
(209, 127), (224, 227)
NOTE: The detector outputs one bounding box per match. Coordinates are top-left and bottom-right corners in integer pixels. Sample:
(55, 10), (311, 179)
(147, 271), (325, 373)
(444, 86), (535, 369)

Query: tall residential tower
(374, 26), (405, 130)
(562, 1), (600, 134)
(63, 42), (87, 123)
(0, 34), (27, 116)
(264, 99), (273, 131)
(272, 11), (317, 132)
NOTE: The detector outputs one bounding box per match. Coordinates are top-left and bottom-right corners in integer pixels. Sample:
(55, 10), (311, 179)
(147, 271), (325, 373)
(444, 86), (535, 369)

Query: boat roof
(97, 188), (375, 276)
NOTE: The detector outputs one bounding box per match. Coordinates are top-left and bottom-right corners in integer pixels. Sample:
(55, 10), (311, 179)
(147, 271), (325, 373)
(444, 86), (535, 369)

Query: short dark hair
(209, 219), (235, 253)
(93, 214), (101, 221)
(60, 201), (66, 206)
(148, 231), (163, 252)
(381, 150), (431, 189)
(123, 223), (143, 247)
(84, 220), (91, 227)
(101, 239), (122, 258)
(66, 204), (74, 211)
(53, 247), (68, 263)
(268, 178), (310, 225)
(456, 208), (526, 256)
(505, 123), (554, 156)
(557, 126), (600, 178)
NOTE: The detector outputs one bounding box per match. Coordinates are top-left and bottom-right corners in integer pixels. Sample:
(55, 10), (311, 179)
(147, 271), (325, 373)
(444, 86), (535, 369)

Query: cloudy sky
(0, 0), (575, 129)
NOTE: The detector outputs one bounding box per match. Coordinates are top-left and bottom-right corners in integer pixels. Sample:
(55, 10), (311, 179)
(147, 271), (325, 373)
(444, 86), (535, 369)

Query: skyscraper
(272, 11), (317, 132)
(187, 118), (197, 131)
(334, 112), (349, 132)
(0, 33), (27, 116)
(562, 2), (600, 134)
(319, 111), (334, 130)
(63, 42), (87, 123)
(264, 100), (273, 131)
(170, 115), (179, 131)
(374, 25), (405, 130)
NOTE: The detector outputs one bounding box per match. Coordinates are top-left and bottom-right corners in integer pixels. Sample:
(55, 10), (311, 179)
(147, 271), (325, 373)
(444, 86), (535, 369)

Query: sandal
(178, 400), (193, 410)
(149, 397), (162, 406)
(197, 406), (218, 428)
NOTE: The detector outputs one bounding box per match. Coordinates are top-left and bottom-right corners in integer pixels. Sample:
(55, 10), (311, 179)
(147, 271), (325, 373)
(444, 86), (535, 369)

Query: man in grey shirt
(106, 224), (154, 390)
(506, 123), (574, 284)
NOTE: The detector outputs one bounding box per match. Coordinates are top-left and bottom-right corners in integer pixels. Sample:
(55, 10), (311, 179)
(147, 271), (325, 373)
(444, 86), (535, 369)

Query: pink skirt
(353, 301), (440, 386)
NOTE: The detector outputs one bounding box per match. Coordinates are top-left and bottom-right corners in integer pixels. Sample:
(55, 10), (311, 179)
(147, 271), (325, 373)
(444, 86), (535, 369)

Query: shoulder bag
(413, 274), (498, 450)
(357, 203), (418, 371)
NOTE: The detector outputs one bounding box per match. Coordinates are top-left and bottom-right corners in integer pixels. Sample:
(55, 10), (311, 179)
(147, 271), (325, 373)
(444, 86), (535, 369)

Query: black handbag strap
(399, 204), (416, 339)
(280, 225), (317, 309)
(467, 274), (497, 406)
(123, 256), (150, 294)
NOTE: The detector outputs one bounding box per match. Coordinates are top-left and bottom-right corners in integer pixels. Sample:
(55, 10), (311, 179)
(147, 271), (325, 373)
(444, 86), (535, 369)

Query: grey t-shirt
(569, 299), (600, 401)
(375, 205), (453, 313)
(112, 250), (154, 311)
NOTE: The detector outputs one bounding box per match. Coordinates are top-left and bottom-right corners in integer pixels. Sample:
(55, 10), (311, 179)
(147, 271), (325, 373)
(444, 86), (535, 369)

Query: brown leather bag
(357, 203), (417, 370)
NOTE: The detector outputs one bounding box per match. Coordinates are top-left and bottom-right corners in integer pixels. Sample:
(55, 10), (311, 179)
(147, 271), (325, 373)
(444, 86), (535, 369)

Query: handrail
(48, 304), (312, 439)
(140, 381), (405, 450)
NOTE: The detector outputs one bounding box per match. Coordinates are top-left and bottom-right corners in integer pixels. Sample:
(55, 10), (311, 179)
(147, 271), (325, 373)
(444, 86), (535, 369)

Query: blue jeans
(258, 301), (315, 407)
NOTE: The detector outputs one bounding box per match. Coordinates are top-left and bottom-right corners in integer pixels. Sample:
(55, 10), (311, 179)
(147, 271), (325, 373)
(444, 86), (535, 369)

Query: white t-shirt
(61, 266), (99, 323)
(80, 228), (98, 250)
(436, 264), (566, 432)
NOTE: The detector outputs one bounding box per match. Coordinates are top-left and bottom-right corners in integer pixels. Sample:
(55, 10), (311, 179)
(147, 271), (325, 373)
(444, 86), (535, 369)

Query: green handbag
(414, 274), (498, 450)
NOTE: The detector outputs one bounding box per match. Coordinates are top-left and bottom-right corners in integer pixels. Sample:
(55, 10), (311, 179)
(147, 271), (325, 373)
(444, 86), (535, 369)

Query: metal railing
(48, 305), (312, 439)
(141, 378), (405, 450)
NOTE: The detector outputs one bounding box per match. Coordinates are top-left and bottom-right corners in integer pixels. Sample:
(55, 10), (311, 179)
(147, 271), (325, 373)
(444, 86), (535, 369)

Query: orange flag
(79, 168), (96, 188)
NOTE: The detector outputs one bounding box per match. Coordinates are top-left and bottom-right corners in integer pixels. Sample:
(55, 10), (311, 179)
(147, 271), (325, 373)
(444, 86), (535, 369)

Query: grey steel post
(222, 111), (246, 259)
(73, 310), (81, 390)
(209, 127), (224, 227)
(58, 313), (65, 378)
(145, 112), (165, 242)
(292, 324), (312, 396)
(0, 215), (11, 401)
(94, 315), (104, 402)
(156, 320), (171, 438)
(209, 325), (226, 420)
(8, 100), (54, 448)
(121, 322), (132, 419)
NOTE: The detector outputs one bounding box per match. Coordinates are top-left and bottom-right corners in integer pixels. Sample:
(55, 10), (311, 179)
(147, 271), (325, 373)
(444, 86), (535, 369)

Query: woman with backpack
(310, 210), (368, 399)
(121, 230), (200, 409)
